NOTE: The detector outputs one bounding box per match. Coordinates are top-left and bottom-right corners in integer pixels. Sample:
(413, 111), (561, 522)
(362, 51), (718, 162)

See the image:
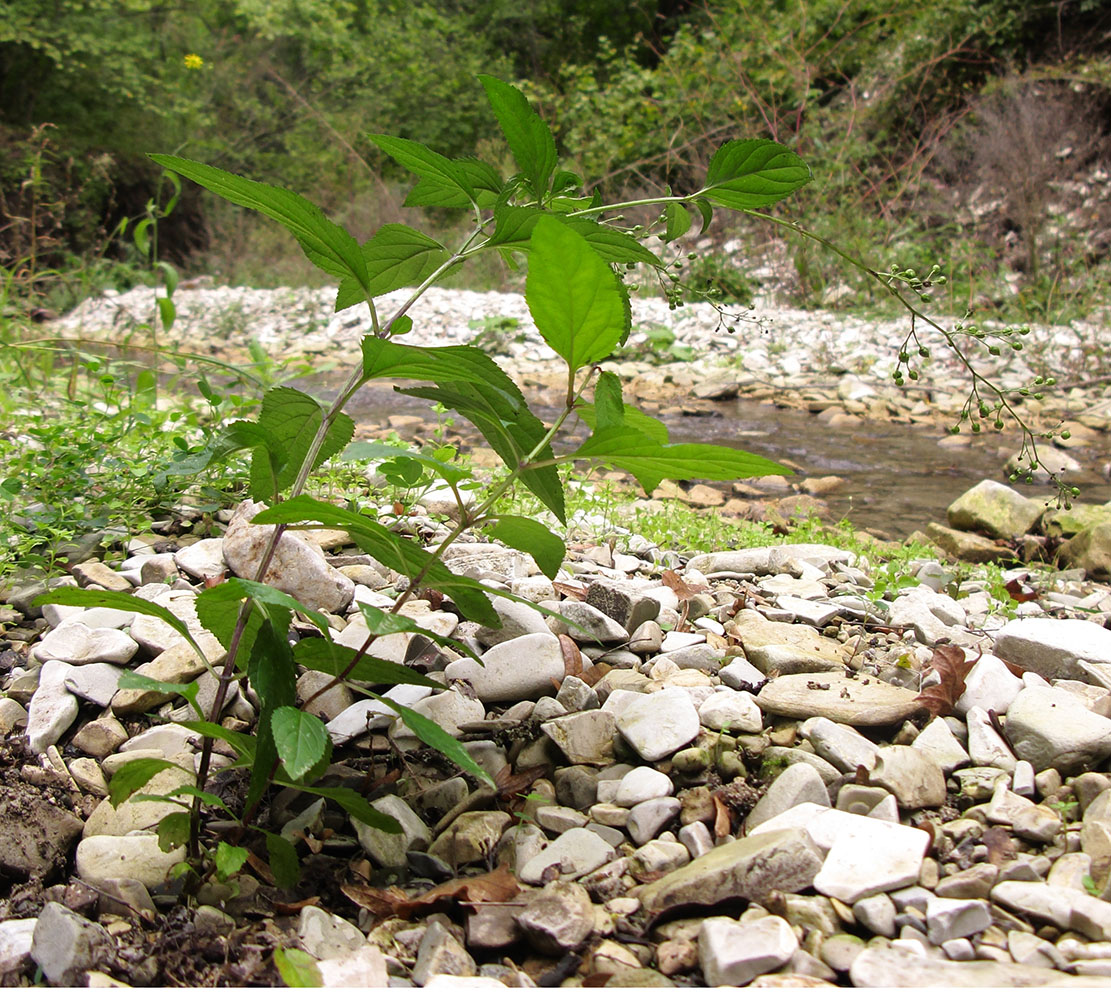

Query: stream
(301, 378), (1111, 540)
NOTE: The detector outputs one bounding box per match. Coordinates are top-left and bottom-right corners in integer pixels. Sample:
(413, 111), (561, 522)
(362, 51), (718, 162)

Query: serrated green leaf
(274, 948), (322, 988)
(404, 157), (502, 210)
(367, 134), (475, 198)
(336, 225), (450, 311)
(526, 216), (628, 371)
(664, 202), (692, 242)
(376, 695), (494, 788)
(700, 139), (811, 211)
(292, 637), (446, 690)
(279, 782), (403, 834)
(266, 832), (301, 890)
(479, 75), (557, 201)
(577, 402), (669, 444)
(214, 841), (249, 880)
(483, 516), (565, 579)
(593, 371), (624, 431)
(236, 386), (354, 500)
(198, 577), (331, 642)
(156, 811), (190, 853)
(270, 706), (329, 782)
(245, 619), (297, 811)
(109, 758), (188, 808)
(149, 155), (368, 293)
(34, 588), (205, 659)
(569, 425), (791, 494)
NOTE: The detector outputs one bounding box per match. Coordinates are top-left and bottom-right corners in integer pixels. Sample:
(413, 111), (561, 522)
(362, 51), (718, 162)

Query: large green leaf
(109, 758), (189, 808)
(270, 706), (329, 782)
(252, 497), (501, 627)
(526, 216), (629, 370)
(292, 637), (445, 690)
(356, 604), (471, 658)
(569, 425), (792, 494)
(266, 833), (301, 890)
(576, 373), (670, 444)
(367, 135), (475, 201)
(180, 721), (257, 762)
(664, 202), (692, 242)
(375, 694), (495, 788)
(483, 516), (565, 579)
(197, 578), (332, 643)
(700, 139), (811, 211)
(404, 158), (503, 210)
(149, 155), (368, 293)
(228, 386), (354, 501)
(400, 381), (565, 523)
(245, 619), (298, 810)
(336, 225), (451, 311)
(478, 75), (557, 201)
(274, 948), (322, 989)
(341, 441), (471, 487)
(34, 588), (205, 659)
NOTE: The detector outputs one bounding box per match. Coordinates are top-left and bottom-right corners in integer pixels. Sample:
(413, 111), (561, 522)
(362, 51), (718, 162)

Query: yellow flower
(183, 53), (204, 70)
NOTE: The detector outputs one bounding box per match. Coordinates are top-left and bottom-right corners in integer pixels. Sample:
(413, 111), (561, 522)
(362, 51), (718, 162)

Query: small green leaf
(117, 673), (200, 701)
(356, 604), (472, 658)
(341, 441), (470, 486)
(292, 637), (446, 690)
(577, 402), (669, 444)
(526, 215), (629, 371)
(404, 158), (502, 210)
(108, 758), (188, 807)
(214, 841), (250, 881)
(593, 371), (624, 431)
(198, 578), (332, 644)
(156, 296), (176, 331)
(156, 811), (190, 853)
(266, 832), (301, 890)
(367, 135), (475, 198)
(270, 706), (329, 782)
(278, 782), (402, 834)
(163, 784), (231, 812)
(664, 202), (692, 242)
(700, 139), (811, 211)
(569, 425), (791, 494)
(483, 516), (565, 579)
(478, 75), (557, 200)
(34, 589), (204, 659)
(693, 198), (714, 233)
(274, 948), (322, 988)
(180, 720), (257, 761)
(377, 695), (495, 788)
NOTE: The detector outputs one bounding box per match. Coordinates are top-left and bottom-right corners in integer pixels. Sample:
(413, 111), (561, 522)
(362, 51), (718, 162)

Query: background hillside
(2, 0), (1110, 321)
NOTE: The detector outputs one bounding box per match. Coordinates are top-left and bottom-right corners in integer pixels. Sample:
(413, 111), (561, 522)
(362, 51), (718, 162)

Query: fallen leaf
(997, 656), (1028, 680)
(982, 826), (1017, 867)
(495, 764), (550, 801)
(245, 851), (275, 886)
(711, 795), (733, 839)
(581, 974), (613, 988)
(662, 569), (708, 601)
(342, 865), (521, 921)
(552, 581), (588, 600)
(913, 645), (980, 719)
(1004, 577), (1039, 603)
(558, 634), (583, 676)
(273, 896), (321, 916)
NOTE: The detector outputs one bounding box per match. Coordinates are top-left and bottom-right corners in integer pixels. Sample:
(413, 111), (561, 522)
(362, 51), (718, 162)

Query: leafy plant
(31, 73), (1074, 901)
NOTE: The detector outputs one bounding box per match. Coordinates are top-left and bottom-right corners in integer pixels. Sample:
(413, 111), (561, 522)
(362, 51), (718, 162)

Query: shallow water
(308, 379), (1111, 539)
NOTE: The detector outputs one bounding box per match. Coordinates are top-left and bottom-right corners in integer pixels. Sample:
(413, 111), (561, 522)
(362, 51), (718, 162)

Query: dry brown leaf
(577, 660), (612, 687)
(981, 826), (1017, 867)
(342, 864), (521, 921)
(558, 633), (583, 676)
(662, 569), (708, 602)
(496, 764), (550, 801)
(552, 581), (588, 600)
(997, 656), (1028, 680)
(245, 851), (275, 886)
(913, 645), (981, 719)
(272, 896), (321, 915)
(1004, 576), (1040, 603)
(581, 974), (613, 988)
(712, 796), (733, 839)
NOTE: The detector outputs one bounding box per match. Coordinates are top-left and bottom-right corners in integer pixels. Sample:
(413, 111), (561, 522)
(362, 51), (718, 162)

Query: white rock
(994, 617), (1111, 687)
(1004, 685), (1111, 775)
(660, 630), (705, 653)
(547, 601), (629, 644)
(966, 706), (1018, 773)
(75, 835), (185, 889)
(744, 762), (830, 832)
(63, 662), (125, 707)
(719, 658), (767, 689)
(540, 709), (616, 765)
(351, 795), (431, 868)
(0, 918), (36, 975)
(627, 797), (681, 845)
(35, 621), (138, 666)
(317, 944), (389, 988)
(517, 827), (617, 884)
(614, 688), (700, 762)
(128, 590), (215, 655)
(614, 766), (673, 807)
(699, 915), (798, 986)
(475, 594), (551, 646)
(954, 654), (1024, 716)
(30, 903), (113, 986)
(698, 689), (763, 732)
(25, 660), (79, 753)
(912, 716), (971, 774)
(388, 690), (485, 745)
(173, 538), (228, 580)
(798, 717), (878, 772)
(926, 896), (992, 944)
(222, 499), (355, 613)
(297, 905), (366, 960)
(445, 632), (566, 701)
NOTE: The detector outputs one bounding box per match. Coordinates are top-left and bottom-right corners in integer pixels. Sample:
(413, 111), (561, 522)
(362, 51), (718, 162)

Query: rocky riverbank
(5, 476), (1111, 986)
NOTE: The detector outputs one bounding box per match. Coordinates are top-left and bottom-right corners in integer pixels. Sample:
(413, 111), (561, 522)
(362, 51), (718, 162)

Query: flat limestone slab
(756, 672), (920, 727)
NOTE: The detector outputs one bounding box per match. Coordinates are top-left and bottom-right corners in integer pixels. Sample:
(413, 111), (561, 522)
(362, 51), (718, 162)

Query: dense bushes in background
(1, 0), (1109, 317)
